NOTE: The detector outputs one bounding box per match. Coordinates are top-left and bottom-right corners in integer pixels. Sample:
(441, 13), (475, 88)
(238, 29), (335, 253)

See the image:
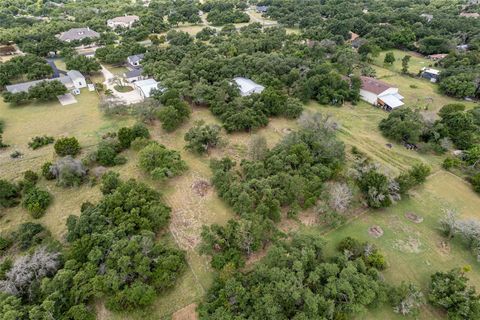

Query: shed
(133, 79), (161, 99)
(232, 77), (265, 96)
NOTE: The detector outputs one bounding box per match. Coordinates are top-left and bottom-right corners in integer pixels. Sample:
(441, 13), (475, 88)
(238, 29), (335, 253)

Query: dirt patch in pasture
(437, 240), (451, 255)
(405, 212), (424, 223)
(393, 237), (422, 253)
(368, 225), (384, 238)
(172, 303), (198, 320)
(191, 179), (210, 197)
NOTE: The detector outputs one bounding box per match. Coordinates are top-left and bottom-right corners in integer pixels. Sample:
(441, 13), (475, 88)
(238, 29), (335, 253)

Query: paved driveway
(100, 65), (143, 105)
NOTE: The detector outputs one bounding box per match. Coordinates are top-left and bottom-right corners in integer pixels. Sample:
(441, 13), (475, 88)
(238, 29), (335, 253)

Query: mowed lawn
(316, 170), (480, 320)
(372, 49), (434, 75)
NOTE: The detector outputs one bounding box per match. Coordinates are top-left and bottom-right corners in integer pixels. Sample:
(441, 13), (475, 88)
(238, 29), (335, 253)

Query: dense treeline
(0, 174), (186, 317)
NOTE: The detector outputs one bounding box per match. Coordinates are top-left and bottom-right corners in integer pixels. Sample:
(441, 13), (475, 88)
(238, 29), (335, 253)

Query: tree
(0, 180), (20, 208)
(64, 55), (101, 75)
(384, 52), (395, 64)
(117, 123), (150, 149)
(439, 74), (477, 99)
(22, 187), (52, 218)
(379, 108), (424, 144)
(248, 134), (268, 161)
(328, 182), (353, 213)
(184, 120), (221, 154)
(401, 55), (411, 74)
(156, 98), (191, 132)
(54, 137), (81, 156)
(429, 269), (480, 319)
(389, 282), (425, 317)
(27, 80), (67, 102)
(138, 142), (187, 180)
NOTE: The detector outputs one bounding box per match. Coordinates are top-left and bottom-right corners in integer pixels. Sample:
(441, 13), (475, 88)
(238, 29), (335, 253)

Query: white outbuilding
(232, 77), (265, 96)
(133, 79), (161, 99)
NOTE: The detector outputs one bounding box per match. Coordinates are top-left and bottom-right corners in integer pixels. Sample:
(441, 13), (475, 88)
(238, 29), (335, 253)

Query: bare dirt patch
(192, 179), (210, 197)
(393, 237), (422, 253)
(172, 303), (198, 320)
(405, 212), (424, 223)
(437, 240), (451, 255)
(368, 225), (384, 238)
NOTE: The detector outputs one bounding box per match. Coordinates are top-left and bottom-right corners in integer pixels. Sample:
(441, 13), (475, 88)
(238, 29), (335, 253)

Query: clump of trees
(138, 142), (188, 180)
(202, 1), (250, 26)
(199, 234), (389, 319)
(0, 54), (52, 87)
(184, 120), (221, 154)
(155, 90), (191, 132)
(22, 186), (52, 218)
(3, 80), (67, 105)
(64, 54), (101, 75)
(28, 135), (54, 150)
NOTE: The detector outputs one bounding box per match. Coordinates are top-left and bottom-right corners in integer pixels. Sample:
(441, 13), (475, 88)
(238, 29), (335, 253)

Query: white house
(359, 76), (404, 111)
(6, 70), (86, 95)
(133, 79), (161, 99)
(124, 68), (145, 83)
(127, 54), (145, 67)
(232, 77), (265, 96)
(107, 15), (139, 29)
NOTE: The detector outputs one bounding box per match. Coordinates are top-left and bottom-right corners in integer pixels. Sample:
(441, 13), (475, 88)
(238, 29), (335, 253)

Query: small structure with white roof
(360, 76), (404, 111)
(127, 54), (145, 67)
(232, 77), (265, 96)
(107, 15), (140, 29)
(133, 79), (161, 100)
(420, 67), (440, 83)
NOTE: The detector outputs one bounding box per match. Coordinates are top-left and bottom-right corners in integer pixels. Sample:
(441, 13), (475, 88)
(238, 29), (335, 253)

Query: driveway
(100, 65), (143, 105)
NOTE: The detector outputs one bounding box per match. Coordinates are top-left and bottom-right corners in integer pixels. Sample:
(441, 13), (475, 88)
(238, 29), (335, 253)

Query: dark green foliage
(0, 179), (20, 208)
(429, 269), (480, 319)
(41, 162), (55, 180)
(396, 163), (431, 194)
(64, 54), (101, 75)
(196, 27), (216, 41)
(384, 52), (395, 64)
(355, 166), (393, 208)
(22, 186), (52, 218)
(0, 54), (52, 86)
(156, 96), (191, 132)
(21, 170), (39, 191)
(379, 108), (424, 144)
(388, 282), (425, 317)
(54, 137), (81, 156)
(203, 2), (250, 26)
(184, 120), (221, 154)
(13, 222), (50, 250)
(0, 259), (12, 280)
(100, 171), (121, 195)
(138, 142), (188, 180)
(337, 236), (387, 270)
(439, 74), (477, 99)
(471, 173), (480, 193)
(28, 135), (54, 150)
(117, 123), (150, 149)
(0, 236), (11, 253)
(199, 234), (388, 319)
(94, 141), (126, 167)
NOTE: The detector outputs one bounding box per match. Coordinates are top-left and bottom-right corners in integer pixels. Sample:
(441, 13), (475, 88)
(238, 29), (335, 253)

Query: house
(133, 79), (161, 99)
(57, 27), (100, 42)
(347, 32), (360, 43)
(5, 70), (86, 95)
(427, 53), (448, 61)
(457, 44), (469, 51)
(232, 77), (265, 96)
(124, 68), (145, 83)
(460, 12), (480, 18)
(359, 76), (404, 111)
(256, 5), (269, 13)
(421, 67), (440, 83)
(107, 15), (140, 29)
(127, 54), (145, 67)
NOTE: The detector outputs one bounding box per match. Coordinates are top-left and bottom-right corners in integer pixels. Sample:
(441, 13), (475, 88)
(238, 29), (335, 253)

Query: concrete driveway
(100, 65), (143, 105)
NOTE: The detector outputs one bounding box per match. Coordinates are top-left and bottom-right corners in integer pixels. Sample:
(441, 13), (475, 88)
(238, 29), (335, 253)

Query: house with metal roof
(232, 77), (265, 96)
(133, 79), (162, 100)
(57, 27), (100, 42)
(107, 15), (140, 29)
(6, 70), (86, 95)
(256, 5), (269, 13)
(124, 68), (145, 83)
(127, 54), (145, 67)
(359, 76), (404, 111)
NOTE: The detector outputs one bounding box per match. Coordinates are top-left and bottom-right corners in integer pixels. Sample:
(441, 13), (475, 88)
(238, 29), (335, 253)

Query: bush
(14, 222), (49, 250)
(100, 171), (121, 195)
(184, 120), (221, 154)
(471, 173), (480, 193)
(95, 142), (126, 166)
(22, 186), (52, 218)
(138, 142), (187, 180)
(41, 162), (55, 180)
(0, 179), (20, 208)
(0, 236), (11, 253)
(156, 98), (191, 132)
(20, 170), (39, 191)
(54, 137), (81, 156)
(28, 135), (54, 150)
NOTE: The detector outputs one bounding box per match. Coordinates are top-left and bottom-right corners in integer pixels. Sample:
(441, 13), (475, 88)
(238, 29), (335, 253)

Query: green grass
(373, 49), (434, 75)
(317, 170), (480, 319)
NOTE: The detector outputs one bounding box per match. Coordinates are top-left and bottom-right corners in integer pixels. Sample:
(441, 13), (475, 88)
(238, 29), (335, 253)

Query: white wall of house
(359, 89), (378, 105)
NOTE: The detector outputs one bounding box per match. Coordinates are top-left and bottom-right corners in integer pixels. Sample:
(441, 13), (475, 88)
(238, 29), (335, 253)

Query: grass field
(372, 49), (434, 75)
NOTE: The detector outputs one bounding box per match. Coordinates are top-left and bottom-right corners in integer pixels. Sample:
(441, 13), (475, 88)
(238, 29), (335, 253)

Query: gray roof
(128, 53), (145, 63)
(57, 28), (100, 42)
(6, 71), (84, 93)
(125, 68), (143, 78)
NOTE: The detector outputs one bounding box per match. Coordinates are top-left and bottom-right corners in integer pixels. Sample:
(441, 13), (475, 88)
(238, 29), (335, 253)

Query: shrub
(22, 187), (52, 218)
(0, 236), (11, 253)
(471, 173), (480, 193)
(0, 179), (20, 208)
(138, 142), (187, 180)
(20, 170), (39, 191)
(100, 171), (121, 195)
(14, 222), (49, 250)
(95, 142), (126, 166)
(41, 162), (55, 180)
(28, 135), (54, 150)
(54, 137), (81, 156)
(117, 123), (150, 149)
(184, 120), (221, 154)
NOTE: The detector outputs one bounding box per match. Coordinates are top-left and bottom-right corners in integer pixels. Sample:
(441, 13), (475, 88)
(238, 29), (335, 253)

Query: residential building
(127, 53), (145, 67)
(133, 79), (161, 99)
(5, 70), (86, 95)
(124, 68), (145, 83)
(107, 15), (140, 29)
(256, 5), (268, 13)
(56, 27), (100, 42)
(427, 53), (448, 61)
(232, 77), (265, 96)
(359, 76), (404, 111)
(420, 67), (440, 83)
